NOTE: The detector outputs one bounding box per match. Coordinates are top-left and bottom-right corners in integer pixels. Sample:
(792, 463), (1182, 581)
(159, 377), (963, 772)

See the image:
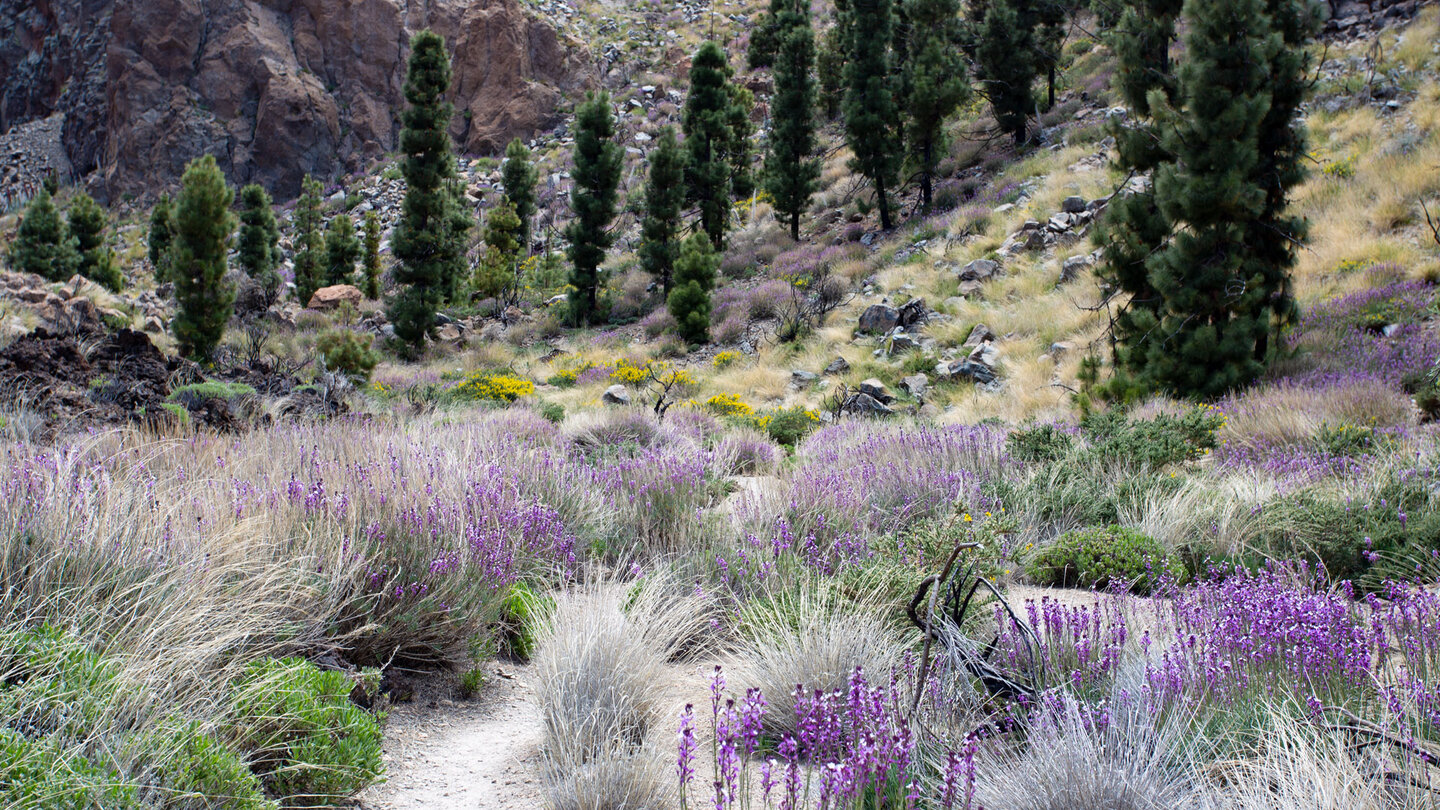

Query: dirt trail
(357, 664), (545, 810)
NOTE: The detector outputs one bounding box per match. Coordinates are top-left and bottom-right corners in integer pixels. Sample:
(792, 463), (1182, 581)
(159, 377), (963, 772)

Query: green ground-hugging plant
(0, 625), (277, 809)
(1027, 525), (1186, 594)
(1253, 473), (1440, 589)
(315, 329), (379, 381)
(1006, 423), (1075, 463)
(228, 657), (384, 806)
(0, 730), (142, 810)
(496, 581), (554, 662)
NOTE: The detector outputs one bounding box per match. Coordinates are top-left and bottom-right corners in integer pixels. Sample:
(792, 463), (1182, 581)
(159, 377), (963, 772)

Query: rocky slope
(0, 0), (592, 203)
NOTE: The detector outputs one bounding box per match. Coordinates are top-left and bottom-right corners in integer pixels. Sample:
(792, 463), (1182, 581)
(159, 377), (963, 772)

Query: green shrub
(229, 657), (384, 805)
(1253, 476), (1440, 588)
(763, 406), (821, 448)
(0, 730), (141, 810)
(145, 720), (275, 810)
(1027, 525), (1184, 594)
(1007, 423), (1075, 463)
(1313, 422), (1392, 457)
(168, 381), (258, 404)
(315, 329), (379, 381)
(1080, 407), (1223, 470)
(536, 400), (565, 424)
(496, 582), (553, 662)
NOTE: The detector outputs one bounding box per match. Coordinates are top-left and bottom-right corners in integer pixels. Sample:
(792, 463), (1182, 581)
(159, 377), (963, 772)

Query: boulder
(842, 392), (894, 417)
(959, 259), (1000, 282)
(963, 323), (994, 347)
(602, 385), (631, 406)
(857, 304), (901, 335)
(947, 360), (998, 385)
(436, 322), (464, 342)
(958, 280), (985, 299)
(1061, 196), (1088, 214)
(307, 284), (363, 310)
(897, 298), (928, 328)
(791, 369), (819, 385)
(824, 356), (850, 375)
(888, 330), (920, 355)
(900, 373), (928, 399)
(859, 378), (893, 403)
(1060, 254), (1095, 284)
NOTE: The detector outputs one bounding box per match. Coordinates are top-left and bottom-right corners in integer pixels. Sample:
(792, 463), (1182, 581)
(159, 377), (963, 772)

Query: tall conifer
(639, 127), (687, 295)
(565, 92), (622, 326)
(171, 155), (236, 361)
(764, 0), (821, 240)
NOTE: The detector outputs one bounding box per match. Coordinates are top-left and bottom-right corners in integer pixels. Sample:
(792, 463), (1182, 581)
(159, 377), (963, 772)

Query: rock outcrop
(0, 0), (591, 203)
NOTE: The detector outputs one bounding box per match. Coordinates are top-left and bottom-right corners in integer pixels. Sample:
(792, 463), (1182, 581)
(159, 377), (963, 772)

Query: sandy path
(357, 664), (545, 810)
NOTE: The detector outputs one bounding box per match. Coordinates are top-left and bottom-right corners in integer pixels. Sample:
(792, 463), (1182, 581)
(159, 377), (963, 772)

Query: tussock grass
(726, 580), (906, 737)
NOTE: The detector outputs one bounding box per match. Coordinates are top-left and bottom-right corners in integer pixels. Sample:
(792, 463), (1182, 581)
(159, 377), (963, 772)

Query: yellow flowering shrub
(611, 358), (653, 386)
(706, 393), (753, 417)
(712, 351), (742, 369)
(453, 372), (535, 402)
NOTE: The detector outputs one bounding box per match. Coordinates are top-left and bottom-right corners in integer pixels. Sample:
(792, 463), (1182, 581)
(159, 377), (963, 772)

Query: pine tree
(362, 211), (383, 299)
(565, 91), (622, 326)
(148, 194), (175, 284)
(1127, 0), (1281, 397)
(816, 24), (847, 119)
(902, 0), (970, 211)
(728, 85), (757, 204)
(67, 191), (123, 292)
(667, 233), (719, 344)
(975, 0), (1037, 147)
(236, 184), (281, 303)
(171, 155), (237, 362)
(474, 201), (523, 313)
(639, 126), (687, 296)
(6, 188), (78, 282)
(324, 213), (361, 287)
(684, 42), (745, 250)
(747, 0), (786, 69)
(764, 0), (821, 241)
(1095, 0), (1183, 388)
(842, 0), (902, 230)
(1033, 0), (1068, 109)
(1245, 0), (1320, 361)
(293, 175), (326, 306)
(388, 30), (471, 351)
(502, 138), (539, 253)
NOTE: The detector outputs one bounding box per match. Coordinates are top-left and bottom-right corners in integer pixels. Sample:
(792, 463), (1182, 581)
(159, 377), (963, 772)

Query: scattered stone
(959, 259), (999, 282)
(791, 369), (819, 385)
(900, 373), (928, 399)
(888, 331), (920, 354)
(842, 392), (894, 417)
(308, 284), (363, 310)
(824, 356), (850, 375)
(958, 280), (984, 299)
(859, 378), (893, 403)
(602, 385), (631, 406)
(857, 304), (900, 335)
(964, 324), (994, 347)
(897, 298), (929, 328)
(1060, 254), (1095, 284)
(1061, 196), (1088, 214)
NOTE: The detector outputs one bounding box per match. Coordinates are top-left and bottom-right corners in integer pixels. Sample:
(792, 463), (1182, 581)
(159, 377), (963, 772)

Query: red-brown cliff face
(1, 0), (592, 202)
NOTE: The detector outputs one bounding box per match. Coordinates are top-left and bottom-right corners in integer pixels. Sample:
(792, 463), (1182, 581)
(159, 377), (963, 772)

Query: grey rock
(791, 369), (819, 384)
(964, 323), (994, 347)
(900, 373), (928, 398)
(859, 378), (893, 403)
(1061, 196), (1088, 214)
(842, 392), (894, 417)
(959, 259), (999, 282)
(824, 356), (850, 375)
(1060, 254), (1095, 284)
(602, 385), (631, 406)
(857, 304), (901, 335)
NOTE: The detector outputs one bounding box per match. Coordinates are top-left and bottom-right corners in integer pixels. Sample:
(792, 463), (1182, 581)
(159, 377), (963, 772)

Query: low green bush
(496, 582), (553, 662)
(229, 657), (384, 806)
(0, 730), (141, 810)
(168, 381), (258, 404)
(315, 329), (379, 381)
(1006, 423), (1074, 463)
(1027, 525), (1184, 594)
